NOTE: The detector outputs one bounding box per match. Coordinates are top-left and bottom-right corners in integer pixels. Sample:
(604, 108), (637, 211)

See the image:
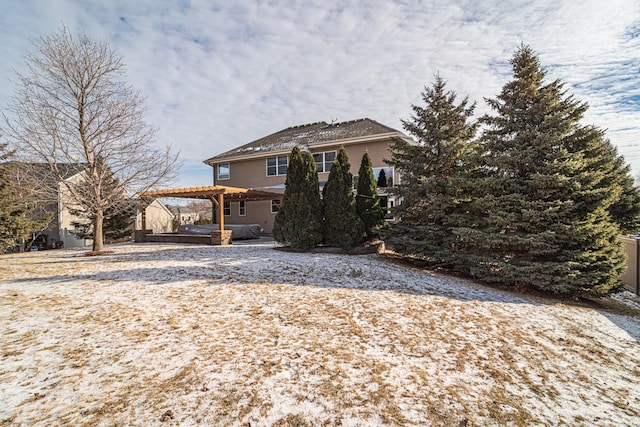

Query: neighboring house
(167, 206), (200, 225)
(13, 163), (93, 249)
(135, 199), (175, 234)
(56, 167), (93, 248)
(203, 118), (412, 233)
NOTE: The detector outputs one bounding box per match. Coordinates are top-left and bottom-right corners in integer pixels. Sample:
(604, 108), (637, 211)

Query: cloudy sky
(1, 0), (639, 188)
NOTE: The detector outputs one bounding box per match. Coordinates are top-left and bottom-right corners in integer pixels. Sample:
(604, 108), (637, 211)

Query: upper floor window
(218, 163), (230, 181)
(313, 151), (336, 173)
(267, 156), (288, 176)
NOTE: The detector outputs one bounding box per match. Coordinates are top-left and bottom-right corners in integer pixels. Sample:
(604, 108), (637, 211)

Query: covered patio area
(136, 185), (282, 245)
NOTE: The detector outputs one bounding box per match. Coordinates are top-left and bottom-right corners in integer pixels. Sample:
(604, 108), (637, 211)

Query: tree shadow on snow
(4, 241), (639, 343)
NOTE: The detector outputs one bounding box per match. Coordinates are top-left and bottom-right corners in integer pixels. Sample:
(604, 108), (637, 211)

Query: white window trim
(239, 201), (246, 216)
(373, 166), (394, 188)
(223, 201), (231, 217)
(266, 156), (288, 177)
(271, 199), (281, 213)
(313, 151), (337, 173)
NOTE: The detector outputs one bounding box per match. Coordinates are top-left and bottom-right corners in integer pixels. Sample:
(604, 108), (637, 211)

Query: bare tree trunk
(1, 26), (180, 256)
(93, 211), (104, 252)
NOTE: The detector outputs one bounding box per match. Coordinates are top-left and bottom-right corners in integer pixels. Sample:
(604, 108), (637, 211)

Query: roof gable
(204, 118), (406, 164)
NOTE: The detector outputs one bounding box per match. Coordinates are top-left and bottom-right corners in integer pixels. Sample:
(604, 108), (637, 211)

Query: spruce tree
(0, 143), (18, 251)
(0, 145), (46, 252)
(69, 165), (133, 242)
(384, 75), (477, 266)
(356, 152), (386, 237)
(273, 146), (323, 249)
(70, 200), (136, 242)
(456, 45), (626, 296)
(323, 147), (365, 249)
(603, 140), (640, 234)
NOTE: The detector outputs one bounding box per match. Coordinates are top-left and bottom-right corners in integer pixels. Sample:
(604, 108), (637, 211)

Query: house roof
(2, 162), (86, 182)
(145, 199), (175, 219)
(203, 118), (408, 164)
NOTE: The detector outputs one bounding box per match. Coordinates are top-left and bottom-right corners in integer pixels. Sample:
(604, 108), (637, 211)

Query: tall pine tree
(273, 146), (323, 249)
(70, 200), (136, 242)
(602, 140), (640, 234)
(323, 147), (365, 249)
(356, 151), (386, 237)
(385, 75), (477, 266)
(455, 45), (627, 296)
(0, 147), (47, 252)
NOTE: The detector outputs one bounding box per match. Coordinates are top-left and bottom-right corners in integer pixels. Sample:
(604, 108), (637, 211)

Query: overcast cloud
(1, 0), (638, 187)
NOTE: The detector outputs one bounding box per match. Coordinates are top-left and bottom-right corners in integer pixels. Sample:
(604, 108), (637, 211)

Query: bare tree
(1, 26), (179, 252)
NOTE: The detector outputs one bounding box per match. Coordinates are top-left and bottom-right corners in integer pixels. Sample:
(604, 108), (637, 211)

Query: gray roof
(2, 161), (86, 182)
(204, 118), (406, 164)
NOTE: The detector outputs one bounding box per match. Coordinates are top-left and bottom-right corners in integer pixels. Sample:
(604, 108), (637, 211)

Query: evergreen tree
(69, 163), (133, 242)
(323, 147), (365, 249)
(603, 140), (640, 234)
(356, 152), (386, 237)
(0, 145), (48, 253)
(384, 75), (477, 266)
(70, 200), (136, 242)
(455, 44), (625, 296)
(273, 146), (323, 249)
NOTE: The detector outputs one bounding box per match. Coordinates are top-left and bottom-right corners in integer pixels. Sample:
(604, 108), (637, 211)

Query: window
(271, 199), (281, 213)
(239, 201), (246, 216)
(223, 201), (231, 216)
(218, 163), (230, 180)
(373, 167), (393, 188)
(267, 156), (288, 176)
(313, 151), (336, 173)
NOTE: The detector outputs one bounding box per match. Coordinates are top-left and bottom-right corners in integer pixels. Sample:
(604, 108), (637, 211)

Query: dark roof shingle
(204, 118), (405, 163)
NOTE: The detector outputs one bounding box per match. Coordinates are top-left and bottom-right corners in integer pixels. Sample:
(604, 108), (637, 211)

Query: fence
(620, 236), (640, 295)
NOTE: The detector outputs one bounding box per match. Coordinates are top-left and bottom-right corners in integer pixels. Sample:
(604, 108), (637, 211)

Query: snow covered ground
(1, 240), (639, 426)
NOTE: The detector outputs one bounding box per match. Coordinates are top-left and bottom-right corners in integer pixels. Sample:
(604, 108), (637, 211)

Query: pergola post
(218, 193), (225, 232)
(134, 198), (151, 243)
(211, 192), (231, 245)
(209, 196), (218, 225)
(141, 198), (147, 231)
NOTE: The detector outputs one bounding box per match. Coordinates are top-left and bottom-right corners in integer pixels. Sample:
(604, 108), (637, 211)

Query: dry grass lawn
(1, 241), (639, 426)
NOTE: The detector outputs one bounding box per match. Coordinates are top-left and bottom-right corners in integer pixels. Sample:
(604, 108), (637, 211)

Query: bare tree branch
(1, 25), (180, 251)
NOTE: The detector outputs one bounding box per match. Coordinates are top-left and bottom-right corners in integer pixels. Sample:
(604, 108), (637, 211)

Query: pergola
(137, 185), (282, 232)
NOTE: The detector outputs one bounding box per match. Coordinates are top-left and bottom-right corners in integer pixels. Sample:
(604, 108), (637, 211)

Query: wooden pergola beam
(137, 185), (283, 233)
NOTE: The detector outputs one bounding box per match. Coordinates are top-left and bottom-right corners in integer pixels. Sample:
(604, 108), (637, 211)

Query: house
(56, 166), (93, 248)
(167, 205), (200, 225)
(203, 118), (412, 233)
(134, 199), (175, 234)
(12, 163), (93, 249)
(6, 163), (175, 249)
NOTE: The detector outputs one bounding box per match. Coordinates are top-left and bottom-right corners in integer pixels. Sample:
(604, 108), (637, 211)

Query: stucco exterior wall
(224, 200), (276, 233)
(213, 138), (398, 188)
(58, 174), (92, 248)
(209, 137), (400, 234)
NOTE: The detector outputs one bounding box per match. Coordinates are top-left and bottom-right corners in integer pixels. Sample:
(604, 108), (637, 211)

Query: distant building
(167, 206), (200, 225)
(135, 200), (175, 234)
